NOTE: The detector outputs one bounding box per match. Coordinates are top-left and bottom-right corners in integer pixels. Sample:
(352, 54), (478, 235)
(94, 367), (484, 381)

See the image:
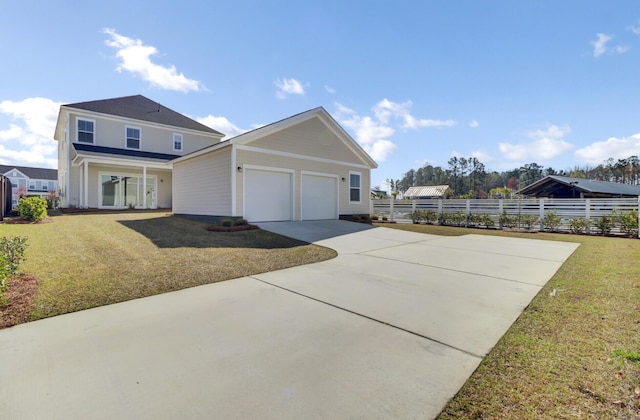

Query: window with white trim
(173, 133), (183, 151)
(349, 172), (361, 203)
(77, 119), (94, 143)
(126, 126), (141, 149)
(29, 180), (36, 190)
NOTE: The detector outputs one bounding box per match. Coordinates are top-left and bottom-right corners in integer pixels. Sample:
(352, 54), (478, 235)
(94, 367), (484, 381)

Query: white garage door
(302, 174), (338, 220)
(244, 169), (292, 222)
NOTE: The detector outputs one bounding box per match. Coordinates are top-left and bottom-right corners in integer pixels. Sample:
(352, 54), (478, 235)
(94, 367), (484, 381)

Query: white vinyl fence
(371, 197), (640, 238)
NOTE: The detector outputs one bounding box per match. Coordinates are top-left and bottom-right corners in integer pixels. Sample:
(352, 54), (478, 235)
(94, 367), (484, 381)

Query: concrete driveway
(0, 221), (579, 419)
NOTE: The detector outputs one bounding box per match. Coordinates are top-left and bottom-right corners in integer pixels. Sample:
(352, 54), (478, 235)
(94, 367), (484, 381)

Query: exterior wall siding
(69, 112), (218, 155)
(248, 117), (363, 164)
(236, 149), (370, 219)
(173, 148), (232, 216)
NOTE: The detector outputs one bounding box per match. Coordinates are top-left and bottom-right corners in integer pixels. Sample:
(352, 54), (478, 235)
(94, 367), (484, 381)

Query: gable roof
(518, 175), (640, 197)
(0, 165), (57, 180)
(404, 185), (450, 198)
(172, 106), (378, 168)
(60, 95), (223, 136)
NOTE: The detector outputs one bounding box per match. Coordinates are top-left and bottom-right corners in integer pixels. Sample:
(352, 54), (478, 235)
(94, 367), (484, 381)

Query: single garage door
(244, 169), (292, 222)
(301, 173), (338, 220)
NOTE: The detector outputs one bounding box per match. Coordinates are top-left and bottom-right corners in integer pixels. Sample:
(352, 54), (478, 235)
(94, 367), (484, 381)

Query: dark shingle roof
(73, 143), (180, 161)
(64, 95), (223, 136)
(519, 175), (640, 197)
(0, 165), (57, 180)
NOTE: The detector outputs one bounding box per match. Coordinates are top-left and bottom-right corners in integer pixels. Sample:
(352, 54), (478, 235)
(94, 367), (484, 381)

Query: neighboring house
(404, 185), (450, 199)
(518, 175), (640, 198)
(371, 188), (388, 199)
(0, 165), (58, 208)
(53, 95), (224, 209)
(172, 107), (378, 222)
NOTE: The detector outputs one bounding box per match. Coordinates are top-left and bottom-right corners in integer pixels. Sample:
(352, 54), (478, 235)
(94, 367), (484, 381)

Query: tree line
(380, 155), (640, 199)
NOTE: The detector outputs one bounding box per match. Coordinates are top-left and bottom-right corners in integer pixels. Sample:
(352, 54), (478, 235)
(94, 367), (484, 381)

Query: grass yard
(378, 223), (640, 419)
(1, 211), (336, 321)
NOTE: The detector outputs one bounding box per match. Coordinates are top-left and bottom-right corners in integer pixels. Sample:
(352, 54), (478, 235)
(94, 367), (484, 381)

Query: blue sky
(2, 1), (640, 190)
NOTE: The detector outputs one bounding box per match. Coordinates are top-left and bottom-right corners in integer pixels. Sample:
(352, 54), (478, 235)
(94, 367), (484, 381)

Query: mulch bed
(0, 274), (39, 329)
(207, 224), (260, 232)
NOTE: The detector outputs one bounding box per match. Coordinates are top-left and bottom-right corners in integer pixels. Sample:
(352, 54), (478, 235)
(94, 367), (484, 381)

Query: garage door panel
(302, 174), (337, 220)
(245, 169), (292, 222)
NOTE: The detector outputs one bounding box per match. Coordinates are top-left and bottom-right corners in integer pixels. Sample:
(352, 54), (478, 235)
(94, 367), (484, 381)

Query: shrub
(569, 218), (589, 234)
(543, 211), (562, 232)
(18, 196), (48, 222)
(370, 214), (379, 221)
(352, 214), (361, 221)
(0, 236), (28, 302)
(410, 210), (423, 224)
(499, 210), (517, 228)
(382, 215), (388, 221)
(520, 214), (539, 230)
(618, 209), (638, 237)
(220, 218), (234, 227)
(235, 218), (248, 226)
(595, 214), (614, 236)
(424, 210), (437, 224)
(480, 214), (496, 228)
(452, 211), (466, 227)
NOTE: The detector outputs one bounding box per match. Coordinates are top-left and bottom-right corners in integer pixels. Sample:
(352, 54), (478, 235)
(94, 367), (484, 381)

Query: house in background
(0, 165), (58, 208)
(403, 185), (451, 199)
(53, 95), (223, 209)
(518, 175), (640, 198)
(172, 107), (377, 222)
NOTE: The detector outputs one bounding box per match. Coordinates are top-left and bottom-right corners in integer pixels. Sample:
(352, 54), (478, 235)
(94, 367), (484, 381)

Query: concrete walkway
(0, 221), (579, 419)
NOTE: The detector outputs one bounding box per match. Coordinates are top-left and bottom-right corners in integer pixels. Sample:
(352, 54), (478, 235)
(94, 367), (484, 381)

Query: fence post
(585, 198), (591, 234)
(389, 196), (394, 222)
(412, 199), (416, 214)
(498, 199), (504, 229)
(539, 198), (544, 231)
(465, 199), (470, 227)
(438, 199), (442, 218)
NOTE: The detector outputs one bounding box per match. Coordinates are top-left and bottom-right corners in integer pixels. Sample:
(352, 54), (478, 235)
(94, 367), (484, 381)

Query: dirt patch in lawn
(0, 274), (39, 329)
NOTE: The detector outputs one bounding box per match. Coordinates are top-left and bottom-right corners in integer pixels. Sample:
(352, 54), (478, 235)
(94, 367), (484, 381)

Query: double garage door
(244, 169), (337, 222)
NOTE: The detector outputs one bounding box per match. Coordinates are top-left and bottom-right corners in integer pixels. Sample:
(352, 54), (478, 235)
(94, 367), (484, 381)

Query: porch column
(84, 161), (89, 208)
(142, 165), (147, 209)
(78, 165), (83, 208)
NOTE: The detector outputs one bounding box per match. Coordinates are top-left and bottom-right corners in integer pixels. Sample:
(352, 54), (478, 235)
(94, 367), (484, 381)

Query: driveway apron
(0, 221), (579, 419)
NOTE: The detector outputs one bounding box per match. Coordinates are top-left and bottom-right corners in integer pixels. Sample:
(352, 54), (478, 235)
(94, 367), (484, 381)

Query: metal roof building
(404, 185), (450, 199)
(518, 175), (640, 198)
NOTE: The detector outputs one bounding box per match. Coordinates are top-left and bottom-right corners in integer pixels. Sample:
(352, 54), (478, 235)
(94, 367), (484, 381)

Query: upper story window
(349, 171), (361, 203)
(77, 119), (95, 144)
(126, 126), (141, 150)
(173, 133), (183, 151)
(29, 180), (36, 190)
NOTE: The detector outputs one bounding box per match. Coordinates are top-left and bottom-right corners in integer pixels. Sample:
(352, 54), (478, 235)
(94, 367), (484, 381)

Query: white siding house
(53, 95), (223, 209)
(172, 107), (378, 222)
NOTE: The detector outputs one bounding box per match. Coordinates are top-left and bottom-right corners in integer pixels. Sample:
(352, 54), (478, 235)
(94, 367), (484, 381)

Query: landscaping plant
(0, 236), (28, 302)
(543, 210), (562, 232)
(17, 196), (48, 222)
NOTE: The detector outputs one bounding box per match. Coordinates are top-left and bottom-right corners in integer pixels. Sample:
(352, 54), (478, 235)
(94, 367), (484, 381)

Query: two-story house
(54, 95), (223, 209)
(55, 94), (377, 221)
(0, 165), (58, 208)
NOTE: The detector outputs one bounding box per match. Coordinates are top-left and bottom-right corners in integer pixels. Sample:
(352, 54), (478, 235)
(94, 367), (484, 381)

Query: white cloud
(574, 133), (640, 165)
(628, 21), (640, 35)
(333, 102), (397, 162)
(591, 33), (629, 58)
(196, 115), (246, 139)
(499, 124), (573, 162)
(0, 97), (61, 167)
(274, 78), (306, 99)
(372, 98), (456, 129)
(469, 120), (479, 128)
(103, 28), (202, 92)
(324, 85), (336, 94)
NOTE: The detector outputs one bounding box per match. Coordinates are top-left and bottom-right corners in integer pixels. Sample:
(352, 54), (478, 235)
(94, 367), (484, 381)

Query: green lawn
(1, 211), (336, 320)
(378, 223), (640, 419)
